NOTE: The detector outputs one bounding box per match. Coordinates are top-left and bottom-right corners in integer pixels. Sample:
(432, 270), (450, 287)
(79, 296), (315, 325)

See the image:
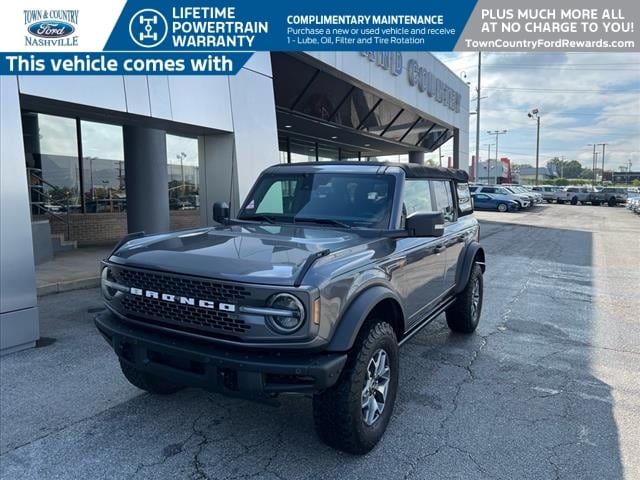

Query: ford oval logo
(27, 21), (75, 38)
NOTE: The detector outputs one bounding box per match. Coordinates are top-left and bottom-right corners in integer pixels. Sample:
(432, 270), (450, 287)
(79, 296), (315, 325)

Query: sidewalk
(36, 246), (112, 296)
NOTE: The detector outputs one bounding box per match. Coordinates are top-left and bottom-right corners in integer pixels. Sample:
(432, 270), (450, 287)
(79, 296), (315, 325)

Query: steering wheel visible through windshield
(238, 172), (395, 229)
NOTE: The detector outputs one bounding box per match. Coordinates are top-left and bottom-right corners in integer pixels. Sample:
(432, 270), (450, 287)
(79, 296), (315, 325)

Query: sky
(432, 52), (640, 172)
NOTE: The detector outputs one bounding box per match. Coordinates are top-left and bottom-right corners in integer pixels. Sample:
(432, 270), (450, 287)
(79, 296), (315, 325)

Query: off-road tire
(313, 320), (399, 454)
(120, 360), (183, 394)
(446, 263), (483, 334)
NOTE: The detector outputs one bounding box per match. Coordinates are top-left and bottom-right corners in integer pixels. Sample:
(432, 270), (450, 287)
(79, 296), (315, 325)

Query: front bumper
(95, 312), (347, 397)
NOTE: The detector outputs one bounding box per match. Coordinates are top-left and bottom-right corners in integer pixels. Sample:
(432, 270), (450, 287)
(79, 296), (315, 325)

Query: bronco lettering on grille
(129, 287), (236, 312)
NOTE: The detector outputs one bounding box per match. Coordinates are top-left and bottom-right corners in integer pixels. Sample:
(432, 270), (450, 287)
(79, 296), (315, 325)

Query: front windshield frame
(237, 172), (398, 230)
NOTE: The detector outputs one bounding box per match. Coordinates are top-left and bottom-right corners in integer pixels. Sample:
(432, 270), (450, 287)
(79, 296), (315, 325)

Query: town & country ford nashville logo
(24, 9), (79, 46)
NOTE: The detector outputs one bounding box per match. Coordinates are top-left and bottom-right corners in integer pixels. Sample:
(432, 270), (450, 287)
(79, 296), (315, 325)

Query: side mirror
(405, 211), (445, 237)
(213, 202), (230, 224)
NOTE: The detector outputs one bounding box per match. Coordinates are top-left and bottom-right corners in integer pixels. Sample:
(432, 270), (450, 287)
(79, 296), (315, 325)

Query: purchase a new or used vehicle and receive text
(96, 162), (486, 453)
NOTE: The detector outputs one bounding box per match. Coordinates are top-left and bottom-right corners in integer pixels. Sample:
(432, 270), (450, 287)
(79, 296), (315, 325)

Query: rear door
(392, 179), (447, 324)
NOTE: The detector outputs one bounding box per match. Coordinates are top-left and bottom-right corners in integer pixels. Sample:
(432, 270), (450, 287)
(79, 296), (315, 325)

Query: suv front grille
(111, 266), (251, 335)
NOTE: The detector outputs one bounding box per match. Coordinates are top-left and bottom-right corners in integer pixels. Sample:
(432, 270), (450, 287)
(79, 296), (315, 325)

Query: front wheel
(571, 196), (578, 205)
(313, 320), (399, 454)
(446, 263), (483, 333)
(497, 203), (508, 212)
(608, 197), (616, 207)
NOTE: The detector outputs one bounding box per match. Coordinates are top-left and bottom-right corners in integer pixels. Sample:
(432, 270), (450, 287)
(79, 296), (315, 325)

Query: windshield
(239, 172), (396, 229)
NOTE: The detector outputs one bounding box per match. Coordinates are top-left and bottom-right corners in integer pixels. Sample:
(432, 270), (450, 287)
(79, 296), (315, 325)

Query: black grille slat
(111, 266), (251, 334)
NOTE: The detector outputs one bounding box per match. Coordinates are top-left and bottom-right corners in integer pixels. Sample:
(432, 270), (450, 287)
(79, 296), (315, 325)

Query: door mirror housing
(405, 212), (445, 237)
(213, 202), (230, 224)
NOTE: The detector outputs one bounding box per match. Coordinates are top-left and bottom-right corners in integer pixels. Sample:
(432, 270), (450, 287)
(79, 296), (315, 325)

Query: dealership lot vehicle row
(1, 204), (638, 479)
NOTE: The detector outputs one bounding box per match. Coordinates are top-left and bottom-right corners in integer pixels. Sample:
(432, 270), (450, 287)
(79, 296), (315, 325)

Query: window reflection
(22, 112), (81, 213)
(81, 120), (125, 213)
(166, 135), (199, 211)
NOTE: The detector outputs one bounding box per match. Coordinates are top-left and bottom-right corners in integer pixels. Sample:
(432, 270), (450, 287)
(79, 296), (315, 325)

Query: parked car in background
(503, 185), (542, 205)
(564, 186), (598, 205)
(626, 195), (640, 214)
(532, 185), (567, 203)
(469, 185), (530, 209)
(590, 187), (628, 207)
(471, 192), (519, 212)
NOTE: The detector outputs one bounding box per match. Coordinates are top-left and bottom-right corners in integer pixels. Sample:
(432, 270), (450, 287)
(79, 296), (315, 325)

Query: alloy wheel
(361, 349), (391, 426)
(471, 277), (481, 322)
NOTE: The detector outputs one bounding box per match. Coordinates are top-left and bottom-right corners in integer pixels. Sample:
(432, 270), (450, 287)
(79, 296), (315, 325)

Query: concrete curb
(37, 276), (100, 297)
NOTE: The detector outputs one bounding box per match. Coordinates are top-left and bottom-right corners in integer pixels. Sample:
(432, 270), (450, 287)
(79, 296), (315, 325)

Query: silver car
(469, 185), (530, 209)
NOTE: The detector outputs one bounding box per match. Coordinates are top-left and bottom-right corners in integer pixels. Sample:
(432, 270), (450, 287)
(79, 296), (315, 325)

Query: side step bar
(398, 297), (455, 347)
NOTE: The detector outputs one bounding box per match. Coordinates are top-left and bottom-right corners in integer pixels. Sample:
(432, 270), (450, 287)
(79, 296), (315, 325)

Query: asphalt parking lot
(1, 204), (639, 480)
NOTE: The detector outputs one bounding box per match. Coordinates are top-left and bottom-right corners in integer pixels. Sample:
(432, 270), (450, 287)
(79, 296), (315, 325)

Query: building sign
(361, 51), (461, 113)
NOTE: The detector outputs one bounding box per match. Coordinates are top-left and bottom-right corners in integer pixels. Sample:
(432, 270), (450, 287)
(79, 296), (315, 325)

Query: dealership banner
(1, 0), (637, 74)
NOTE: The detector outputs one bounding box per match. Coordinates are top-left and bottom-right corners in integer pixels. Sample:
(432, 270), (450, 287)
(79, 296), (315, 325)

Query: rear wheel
(571, 196), (578, 205)
(497, 203), (508, 212)
(120, 360), (183, 394)
(313, 320), (399, 454)
(446, 264), (483, 334)
(608, 197), (616, 207)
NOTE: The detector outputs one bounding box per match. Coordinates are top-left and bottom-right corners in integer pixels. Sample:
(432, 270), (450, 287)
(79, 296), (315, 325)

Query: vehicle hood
(108, 224), (372, 286)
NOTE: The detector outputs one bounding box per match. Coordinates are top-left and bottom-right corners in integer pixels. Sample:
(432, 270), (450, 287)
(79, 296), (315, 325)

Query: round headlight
(266, 293), (305, 334)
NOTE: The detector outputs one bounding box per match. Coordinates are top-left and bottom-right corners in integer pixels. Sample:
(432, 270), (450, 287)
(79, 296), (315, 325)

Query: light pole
(487, 130), (507, 184)
(528, 109), (540, 185)
(461, 53), (482, 183)
(597, 143), (608, 184)
(474, 53), (482, 184)
(588, 144), (597, 188)
(484, 143), (494, 184)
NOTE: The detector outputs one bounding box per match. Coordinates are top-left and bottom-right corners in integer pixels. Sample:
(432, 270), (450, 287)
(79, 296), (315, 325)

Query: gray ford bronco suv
(96, 161), (485, 454)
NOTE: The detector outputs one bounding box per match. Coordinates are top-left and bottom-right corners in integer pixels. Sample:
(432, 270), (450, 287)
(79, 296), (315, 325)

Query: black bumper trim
(95, 312), (347, 397)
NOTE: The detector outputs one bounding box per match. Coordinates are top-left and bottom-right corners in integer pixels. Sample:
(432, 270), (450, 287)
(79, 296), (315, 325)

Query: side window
(457, 182), (473, 213)
(432, 180), (456, 223)
(483, 187), (495, 194)
(402, 180), (434, 218)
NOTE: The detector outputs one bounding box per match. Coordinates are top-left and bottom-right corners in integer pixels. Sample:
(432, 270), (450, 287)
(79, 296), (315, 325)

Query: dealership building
(0, 51), (470, 354)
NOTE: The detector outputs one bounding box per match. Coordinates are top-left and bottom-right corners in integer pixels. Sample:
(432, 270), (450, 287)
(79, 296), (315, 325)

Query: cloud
(434, 52), (640, 171)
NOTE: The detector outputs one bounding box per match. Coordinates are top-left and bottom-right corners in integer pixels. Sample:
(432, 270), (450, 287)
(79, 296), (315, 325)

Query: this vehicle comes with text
(96, 162), (486, 454)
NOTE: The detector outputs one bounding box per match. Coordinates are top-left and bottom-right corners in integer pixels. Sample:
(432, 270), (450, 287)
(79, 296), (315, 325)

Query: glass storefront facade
(22, 112), (200, 214)
(167, 135), (199, 210)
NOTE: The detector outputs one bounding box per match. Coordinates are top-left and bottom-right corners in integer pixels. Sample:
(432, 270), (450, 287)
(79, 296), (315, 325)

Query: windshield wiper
(237, 213), (275, 224)
(294, 217), (352, 229)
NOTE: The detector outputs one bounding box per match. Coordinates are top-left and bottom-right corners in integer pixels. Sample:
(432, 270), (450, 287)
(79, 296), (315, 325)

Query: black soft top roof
(267, 161), (469, 182)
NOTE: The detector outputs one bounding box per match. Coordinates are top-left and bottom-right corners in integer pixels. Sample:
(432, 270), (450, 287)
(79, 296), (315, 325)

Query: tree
(547, 158), (583, 179)
(633, 179), (640, 187)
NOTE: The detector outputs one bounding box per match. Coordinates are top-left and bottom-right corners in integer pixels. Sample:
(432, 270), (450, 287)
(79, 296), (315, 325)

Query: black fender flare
(455, 242), (485, 294)
(325, 286), (404, 353)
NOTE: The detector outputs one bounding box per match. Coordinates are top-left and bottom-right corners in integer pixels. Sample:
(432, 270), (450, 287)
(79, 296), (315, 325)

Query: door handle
(435, 245), (446, 254)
